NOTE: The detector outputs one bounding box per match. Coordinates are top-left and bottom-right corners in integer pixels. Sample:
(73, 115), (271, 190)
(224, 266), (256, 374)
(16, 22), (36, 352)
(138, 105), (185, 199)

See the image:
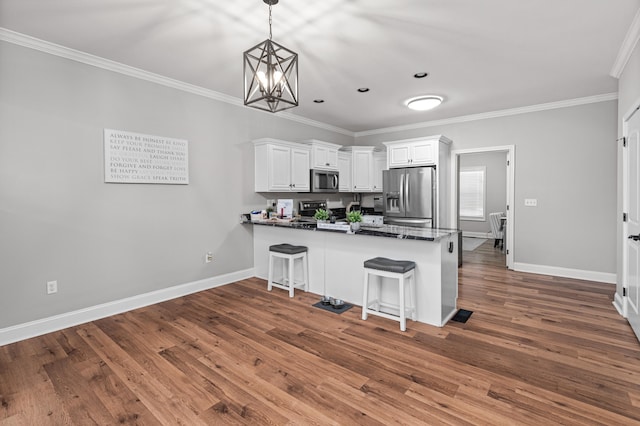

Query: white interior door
(625, 107), (640, 341)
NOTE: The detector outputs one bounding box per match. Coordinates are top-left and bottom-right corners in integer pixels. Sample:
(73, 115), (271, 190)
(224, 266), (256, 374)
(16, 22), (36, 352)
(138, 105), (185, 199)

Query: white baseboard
(613, 292), (627, 317)
(513, 262), (616, 284)
(0, 268), (255, 347)
(462, 231), (492, 238)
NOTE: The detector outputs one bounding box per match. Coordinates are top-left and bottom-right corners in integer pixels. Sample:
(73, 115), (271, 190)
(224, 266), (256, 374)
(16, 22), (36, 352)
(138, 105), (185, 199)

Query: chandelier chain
(268, 3), (273, 40)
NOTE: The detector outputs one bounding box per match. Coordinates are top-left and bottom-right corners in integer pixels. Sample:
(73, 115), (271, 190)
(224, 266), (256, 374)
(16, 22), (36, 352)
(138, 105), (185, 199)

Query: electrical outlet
(47, 280), (58, 294)
(205, 252), (213, 263)
(524, 198), (537, 207)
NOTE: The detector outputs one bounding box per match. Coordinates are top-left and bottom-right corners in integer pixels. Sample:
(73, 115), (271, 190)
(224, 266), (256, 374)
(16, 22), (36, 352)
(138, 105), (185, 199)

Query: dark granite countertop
(249, 219), (459, 242)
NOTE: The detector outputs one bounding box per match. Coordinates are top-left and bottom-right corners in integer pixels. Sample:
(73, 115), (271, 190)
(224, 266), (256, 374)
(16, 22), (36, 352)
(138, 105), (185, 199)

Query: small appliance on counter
(362, 215), (384, 227)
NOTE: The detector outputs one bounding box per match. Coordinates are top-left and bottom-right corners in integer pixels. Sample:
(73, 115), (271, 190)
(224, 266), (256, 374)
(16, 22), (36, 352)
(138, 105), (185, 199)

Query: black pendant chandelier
(243, 0), (299, 113)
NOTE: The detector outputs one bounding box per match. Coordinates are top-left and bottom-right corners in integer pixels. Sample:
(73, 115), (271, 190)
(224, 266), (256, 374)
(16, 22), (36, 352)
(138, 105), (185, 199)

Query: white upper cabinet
(253, 139), (310, 192)
(352, 149), (373, 192)
(372, 152), (387, 192)
(290, 147), (311, 191)
(385, 136), (450, 168)
(338, 151), (352, 192)
(341, 146), (384, 193)
(302, 140), (341, 170)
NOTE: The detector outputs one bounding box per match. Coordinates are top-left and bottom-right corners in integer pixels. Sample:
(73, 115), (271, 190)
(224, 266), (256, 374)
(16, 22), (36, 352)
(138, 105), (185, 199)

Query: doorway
(450, 146), (515, 269)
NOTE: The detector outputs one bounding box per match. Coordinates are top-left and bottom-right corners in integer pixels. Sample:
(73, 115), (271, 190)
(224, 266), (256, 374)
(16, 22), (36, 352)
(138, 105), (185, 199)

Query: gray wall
(356, 100), (618, 275)
(616, 37), (640, 296)
(0, 41), (352, 328)
(459, 151), (507, 235)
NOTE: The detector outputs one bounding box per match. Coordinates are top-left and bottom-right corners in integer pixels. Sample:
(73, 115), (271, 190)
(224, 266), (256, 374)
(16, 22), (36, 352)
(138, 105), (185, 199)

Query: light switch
(524, 198), (537, 207)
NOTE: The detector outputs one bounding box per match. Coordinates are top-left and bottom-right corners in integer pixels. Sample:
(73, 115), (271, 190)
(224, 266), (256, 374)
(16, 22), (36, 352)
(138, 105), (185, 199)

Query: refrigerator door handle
(405, 171), (410, 214)
(399, 173), (405, 213)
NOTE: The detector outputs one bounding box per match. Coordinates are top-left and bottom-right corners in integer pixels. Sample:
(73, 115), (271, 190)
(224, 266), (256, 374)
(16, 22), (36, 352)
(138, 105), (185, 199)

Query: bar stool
(362, 257), (416, 331)
(268, 243), (309, 297)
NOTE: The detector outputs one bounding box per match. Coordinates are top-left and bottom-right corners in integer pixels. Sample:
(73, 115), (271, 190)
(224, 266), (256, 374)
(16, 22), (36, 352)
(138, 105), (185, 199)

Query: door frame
(619, 98), (640, 318)
(450, 145), (515, 269)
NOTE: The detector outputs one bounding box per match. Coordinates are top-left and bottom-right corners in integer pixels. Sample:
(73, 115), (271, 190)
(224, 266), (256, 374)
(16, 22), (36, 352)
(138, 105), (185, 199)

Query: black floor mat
(451, 309), (473, 323)
(312, 301), (353, 314)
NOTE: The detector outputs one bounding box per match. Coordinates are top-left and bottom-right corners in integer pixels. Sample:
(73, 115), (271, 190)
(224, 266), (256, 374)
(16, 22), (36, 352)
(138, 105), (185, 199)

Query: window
(459, 166), (486, 221)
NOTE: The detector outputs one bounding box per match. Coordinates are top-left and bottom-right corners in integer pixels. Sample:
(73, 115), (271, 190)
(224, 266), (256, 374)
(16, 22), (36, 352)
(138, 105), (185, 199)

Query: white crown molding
(0, 28), (621, 140)
(610, 7), (640, 78)
(355, 93), (619, 137)
(0, 28), (354, 137)
(0, 268), (254, 346)
(513, 262), (616, 285)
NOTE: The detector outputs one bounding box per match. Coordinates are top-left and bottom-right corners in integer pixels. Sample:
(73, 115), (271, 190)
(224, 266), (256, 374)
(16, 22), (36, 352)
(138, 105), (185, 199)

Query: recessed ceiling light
(405, 95), (443, 111)
(313, 99), (325, 103)
(357, 88), (370, 93)
(414, 72), (428, 78)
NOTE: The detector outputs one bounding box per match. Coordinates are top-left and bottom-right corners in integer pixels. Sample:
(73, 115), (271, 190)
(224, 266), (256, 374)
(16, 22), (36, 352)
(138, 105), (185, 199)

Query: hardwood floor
(463, 237), (506, 268)
(2, 241), (639, 425)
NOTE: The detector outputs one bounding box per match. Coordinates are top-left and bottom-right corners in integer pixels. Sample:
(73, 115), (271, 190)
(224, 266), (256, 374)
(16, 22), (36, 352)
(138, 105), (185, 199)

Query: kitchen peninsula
(252, 221), (459, 327)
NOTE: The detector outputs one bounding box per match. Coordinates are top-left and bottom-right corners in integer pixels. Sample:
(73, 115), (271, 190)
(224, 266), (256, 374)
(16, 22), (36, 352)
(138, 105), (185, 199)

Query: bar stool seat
(362, 257), (416, 331)
(268, 244), (309, 297)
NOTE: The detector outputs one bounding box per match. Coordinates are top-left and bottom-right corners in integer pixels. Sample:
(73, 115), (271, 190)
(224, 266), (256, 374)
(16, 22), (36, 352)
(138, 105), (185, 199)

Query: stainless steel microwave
(310, 169), (339, 193)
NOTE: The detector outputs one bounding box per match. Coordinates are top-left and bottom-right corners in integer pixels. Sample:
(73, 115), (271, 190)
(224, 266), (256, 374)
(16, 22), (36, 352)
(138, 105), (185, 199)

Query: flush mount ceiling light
(243, 0), (298, 113)
(405, 95), (443, 111)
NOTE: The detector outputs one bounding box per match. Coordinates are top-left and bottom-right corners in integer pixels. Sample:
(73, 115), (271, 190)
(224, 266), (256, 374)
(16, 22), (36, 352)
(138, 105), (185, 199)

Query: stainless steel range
(299, 200), (327, 220)
(298, 200), (347, 222)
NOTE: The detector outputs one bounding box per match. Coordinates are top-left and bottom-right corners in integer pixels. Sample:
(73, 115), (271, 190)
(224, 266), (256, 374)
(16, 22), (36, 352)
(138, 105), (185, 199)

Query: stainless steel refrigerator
(383, 166), (436, 228)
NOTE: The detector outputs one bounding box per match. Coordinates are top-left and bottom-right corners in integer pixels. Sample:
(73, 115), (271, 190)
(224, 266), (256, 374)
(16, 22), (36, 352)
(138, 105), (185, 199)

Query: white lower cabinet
(254, 139), (310, 192)
(253, 225), (459, 327)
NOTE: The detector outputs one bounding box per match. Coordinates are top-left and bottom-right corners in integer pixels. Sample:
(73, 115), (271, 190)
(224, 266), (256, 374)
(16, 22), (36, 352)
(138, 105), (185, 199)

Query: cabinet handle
(326, 162), (330, 166)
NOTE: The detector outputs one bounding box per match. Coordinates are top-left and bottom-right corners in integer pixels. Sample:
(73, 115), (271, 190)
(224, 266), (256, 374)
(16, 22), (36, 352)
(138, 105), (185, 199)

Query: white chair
(268, 244), (308, 297)
(489, 212), (504, 249)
